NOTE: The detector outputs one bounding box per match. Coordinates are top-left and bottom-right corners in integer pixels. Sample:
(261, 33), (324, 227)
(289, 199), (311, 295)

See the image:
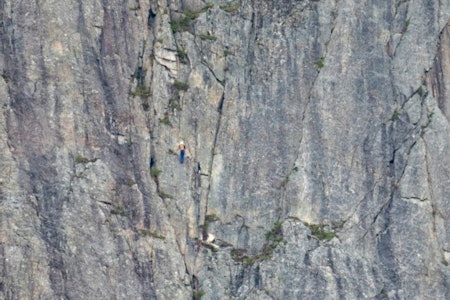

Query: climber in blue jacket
(179, 141), (185, 164)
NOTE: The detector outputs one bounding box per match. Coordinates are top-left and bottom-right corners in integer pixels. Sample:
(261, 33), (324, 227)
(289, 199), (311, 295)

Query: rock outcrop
(1, 0), (450, 299)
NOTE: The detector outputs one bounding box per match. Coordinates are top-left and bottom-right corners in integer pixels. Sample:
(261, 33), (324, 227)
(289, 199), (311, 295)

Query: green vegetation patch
(193, 289), (205, 300)
(75, 154), (97, 164)
(171, 16), (193, 33)
(171, 4), (213, 33)
(173, 80), (189, 91)
(391, 109), (400, 121)
(199, 34), (217, 41)
(150, 167), (162, 177)
(111, 205), (126, 216)
(417, 86), (424, 97)
(159, 113), (172, 126)
(139, 229), (166, 239)
(261, 220), (284, 258)
(205, 214), (220, 223)
(224, 49), (232, 57)
(168, 98), (182, 111)
(316, 57), (325, 69)
(220, 2), (240, 13)
(304, 222), (336, 241)
(230, 220), (285, 266)
(158, 190), (174, 199)
(130, 85), (151, 97)
(125, 178), (136, 187)
(176, 47), (188, 62)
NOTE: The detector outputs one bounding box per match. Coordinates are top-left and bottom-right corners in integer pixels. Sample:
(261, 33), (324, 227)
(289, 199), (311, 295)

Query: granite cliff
(1, 0), (450, 299)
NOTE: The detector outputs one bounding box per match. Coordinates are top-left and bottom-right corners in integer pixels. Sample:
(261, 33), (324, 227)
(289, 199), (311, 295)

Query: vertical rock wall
(0, 0), (449, 299)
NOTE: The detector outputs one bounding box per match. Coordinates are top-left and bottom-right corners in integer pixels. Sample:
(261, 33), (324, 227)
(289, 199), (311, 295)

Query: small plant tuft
(176, 47), (188, 62)
(168, 98), (182, 111)
(205, 214), (220, 223)
(316, 57), (325, 69)
(150, 167), (162, 178)
(199, 34), (217, 41)
(158, 190), (174, 199)
(417, 86), (424, 97)
(224, 49), (232, 57)
(220, 2), (240, 13)
(170, 9), (201, 33)
(202, 2), (214, 11)
(111, 205), (126, 216)
(139, 229), (166, 239)
(193, 289), (205, 300)
(125, 178), (136, 187)
(391, 109), (400, 121)
(261, 220), (284, 259)
(281, 173), (290, 188)
(304, 223), (336, 241)
(244, 256), (255, 265)
(131, 85), (151, 97)
(184, 10), (200, 20)
(230, 248), (247, 262)
(402, 18), (410, 33)
(170, 17), (191, 33)
(173, 80), (189, 91)
(75, 154), (97, 164)
(1, 73), (10, 83)
(159, 113), (171, 126)
(331, 220), (345, 230)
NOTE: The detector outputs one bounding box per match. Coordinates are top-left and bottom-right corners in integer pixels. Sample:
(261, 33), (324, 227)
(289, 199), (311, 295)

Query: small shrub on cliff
(159, 113), (171, 126)
(304, 223), (335, 241)
(261, 220), (284, 258)
(176, 48), (188, 62)
(75, 154), (97, 164)
(139, 229), (166, 239)
(199, 34), (217, 41)
(417, 86), (424, 97)
(150, 167), (162, 177)
(111, 205), (126, 216)
(158, 190), (174, 199)
(170, 10), (199, 33)
(170, 17), (192, 33)
(131, 85), (151, 97)
(220, 2), (240, 13)
(193, 289), (205, 299)
(316, 57), (324, 69)
(173, 80), (189, 91)
(205, 214), (220, 223)
(168, 98), (182, 111)
(391, 109), (400, 121)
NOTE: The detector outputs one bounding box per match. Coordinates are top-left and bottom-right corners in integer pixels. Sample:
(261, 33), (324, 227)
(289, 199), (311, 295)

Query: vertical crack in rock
(203, 92), (225, 223)
(426, 21), (450, 119)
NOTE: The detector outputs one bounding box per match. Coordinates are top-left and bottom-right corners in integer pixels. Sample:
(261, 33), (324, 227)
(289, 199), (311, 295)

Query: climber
(179, 141), (186, 164)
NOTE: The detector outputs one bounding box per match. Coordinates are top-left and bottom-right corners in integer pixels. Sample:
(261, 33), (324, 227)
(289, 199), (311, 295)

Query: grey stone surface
(0, 0), (450, 299)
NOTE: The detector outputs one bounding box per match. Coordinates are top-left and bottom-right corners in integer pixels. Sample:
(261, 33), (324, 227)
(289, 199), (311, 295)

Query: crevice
(200, 59), (225, 86)
(202, 91), (225, 224)
(421, 136), (437, 238)
(386, 1), (410, 59)
(281, 1), (339, 215)
(293, 0), (339, 159)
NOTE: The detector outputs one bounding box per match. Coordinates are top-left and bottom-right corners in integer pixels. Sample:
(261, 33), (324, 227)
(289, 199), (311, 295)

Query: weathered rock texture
(1, 0), (450, 299)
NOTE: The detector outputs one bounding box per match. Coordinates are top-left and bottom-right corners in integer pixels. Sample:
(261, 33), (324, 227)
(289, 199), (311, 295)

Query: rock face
(1, 0), (450, 299)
